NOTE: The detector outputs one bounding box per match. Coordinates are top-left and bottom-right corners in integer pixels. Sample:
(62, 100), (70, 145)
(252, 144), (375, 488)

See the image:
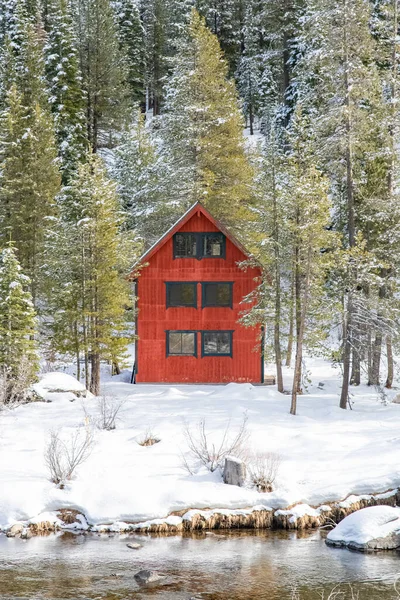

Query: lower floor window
(167, 331), (197, 356)
(202, 331), (233, 356)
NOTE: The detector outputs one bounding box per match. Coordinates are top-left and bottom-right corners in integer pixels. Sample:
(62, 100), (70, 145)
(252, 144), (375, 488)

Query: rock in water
(134, 570), (163, 585)
(326, 505), (400, 551)
(6, 523), (24, 538)
(223, 456), (246, 487)
(126, 542), (142, 550)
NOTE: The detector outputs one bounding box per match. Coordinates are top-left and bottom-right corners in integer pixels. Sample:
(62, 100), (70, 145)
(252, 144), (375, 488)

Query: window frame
(173, 232), (226, 260)
(166, 330), (198, 357)
(201, 281), (234, 308)
(165, 281), (198, 308)
(201, 330), (234, 357)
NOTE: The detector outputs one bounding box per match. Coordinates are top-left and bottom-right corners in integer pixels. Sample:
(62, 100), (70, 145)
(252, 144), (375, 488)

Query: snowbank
(32, 372), (90, 402)
(327, 506), (400, 550)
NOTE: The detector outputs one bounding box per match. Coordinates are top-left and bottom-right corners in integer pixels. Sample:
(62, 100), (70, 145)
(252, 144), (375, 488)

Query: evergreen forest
(0, 0), (399, 414)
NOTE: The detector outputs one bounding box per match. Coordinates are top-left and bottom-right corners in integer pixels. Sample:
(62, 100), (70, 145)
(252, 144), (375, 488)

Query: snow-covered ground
(1, 357), (400, 531)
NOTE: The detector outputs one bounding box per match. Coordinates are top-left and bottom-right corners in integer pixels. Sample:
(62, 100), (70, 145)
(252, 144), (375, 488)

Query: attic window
(173, 232), (226, 259)
(174, 233), (197, 258)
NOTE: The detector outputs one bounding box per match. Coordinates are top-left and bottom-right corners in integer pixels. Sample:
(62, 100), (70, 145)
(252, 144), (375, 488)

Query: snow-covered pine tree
(140, 0), (167, 115)
(195, 0), (243, 74)
(160, 9), (255, 230)
(43, 0), (87, 182)
(240, 121), (289, 393)
(285, 110), (337, 415)
(73, 0), (130, 152)
(52, 153), (134, 394)
(296, 0), (387, 407)
(0, 245), (38, 402)
(0, 23), (61, 305)
(113, 108), (171, 244)
(113, 0), (145, 104)
(235, 4), (263, 135)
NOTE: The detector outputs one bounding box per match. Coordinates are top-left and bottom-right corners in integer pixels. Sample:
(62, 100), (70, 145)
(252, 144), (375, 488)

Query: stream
(0, 529), (399, 599)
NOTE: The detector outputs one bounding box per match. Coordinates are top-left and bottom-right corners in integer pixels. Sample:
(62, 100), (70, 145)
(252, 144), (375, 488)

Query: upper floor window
(202, 282), (233, 308)
(166, 282), (197, 308)
(173, 232), (226, 259)
(174, 233), (197, 258)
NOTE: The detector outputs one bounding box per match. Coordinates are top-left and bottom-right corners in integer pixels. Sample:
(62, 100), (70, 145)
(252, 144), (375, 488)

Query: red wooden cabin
(131, 202), (263, 384)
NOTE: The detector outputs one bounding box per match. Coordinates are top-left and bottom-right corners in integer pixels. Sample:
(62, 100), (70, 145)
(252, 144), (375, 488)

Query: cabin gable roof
(132, 202), (256, 271)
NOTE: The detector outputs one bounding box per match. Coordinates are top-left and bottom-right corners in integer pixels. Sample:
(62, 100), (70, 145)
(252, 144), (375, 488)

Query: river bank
(4, 488), (400, 538)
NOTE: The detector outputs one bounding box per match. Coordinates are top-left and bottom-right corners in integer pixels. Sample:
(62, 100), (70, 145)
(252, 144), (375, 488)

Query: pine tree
(161, 9), (255, 229)
(141, 0), (167, 115)
(51, 153), (135, 394)
(43, 0), (87, 182)
(235, 4), (262, 135)
(285, 111), (337, 415)
(297, 0), (388, 407)
(195, 0), (243, 74)
(0, 245), (38, 401)
(113, 0), (145, 104)
(113, 108), (169, 243)
(73, 0), (130, 152)
(0, 22), (61, 304)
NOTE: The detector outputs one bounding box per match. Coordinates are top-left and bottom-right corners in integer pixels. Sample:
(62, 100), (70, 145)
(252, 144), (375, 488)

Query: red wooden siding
(135, 207), (262, 384)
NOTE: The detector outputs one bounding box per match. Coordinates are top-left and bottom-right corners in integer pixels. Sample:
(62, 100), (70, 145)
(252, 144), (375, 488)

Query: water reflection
(0, 529), (399, 599)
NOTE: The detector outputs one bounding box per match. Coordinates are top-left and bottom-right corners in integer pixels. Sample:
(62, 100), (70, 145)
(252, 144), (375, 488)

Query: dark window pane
(168, 332), (196, 355)
(174, 233), (197, 257)
(203, 332), (232, 355)
(202, 233), (224, 257)
(203, 283), (231, 307)
(168, 283), (196, 307)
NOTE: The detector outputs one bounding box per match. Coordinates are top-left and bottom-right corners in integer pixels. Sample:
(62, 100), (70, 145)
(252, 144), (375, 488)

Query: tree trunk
(340, 295), (352, 410)
(367, 327), (373, 385)
(286, 270), (295, 366)
(385, 336), (394, 388)
(350, 308), (360, 385)
(291, 247), (312, 416)
(370, 331), (382, 386)
(339, 11), (355, 410)
(90, 352), (101, 395)
(272, 155), (283, 393)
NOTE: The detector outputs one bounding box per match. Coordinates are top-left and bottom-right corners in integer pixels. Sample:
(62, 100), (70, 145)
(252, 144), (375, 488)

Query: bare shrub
(137, 427), (160, 446)
(248, 452), (281, 492)
(0, 359), (36, 410)
(95, 396), (125, 430)
(44, 426), (94, 487)
(183, 413), (249, 473)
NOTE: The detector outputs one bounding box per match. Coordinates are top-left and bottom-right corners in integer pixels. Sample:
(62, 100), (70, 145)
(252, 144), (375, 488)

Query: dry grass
(137, 428), (160, 446)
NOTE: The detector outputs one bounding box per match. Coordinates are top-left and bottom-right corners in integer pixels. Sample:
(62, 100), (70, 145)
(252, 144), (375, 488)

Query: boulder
(326, 505), (400, 551)
(20, 528), (33, 540)
(32, 372), (91, 402)
(6, 523), (23, 538)
(223, 456), (246, 487)
(126, 542), (142, 550)
(134, 570), (164, 585)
